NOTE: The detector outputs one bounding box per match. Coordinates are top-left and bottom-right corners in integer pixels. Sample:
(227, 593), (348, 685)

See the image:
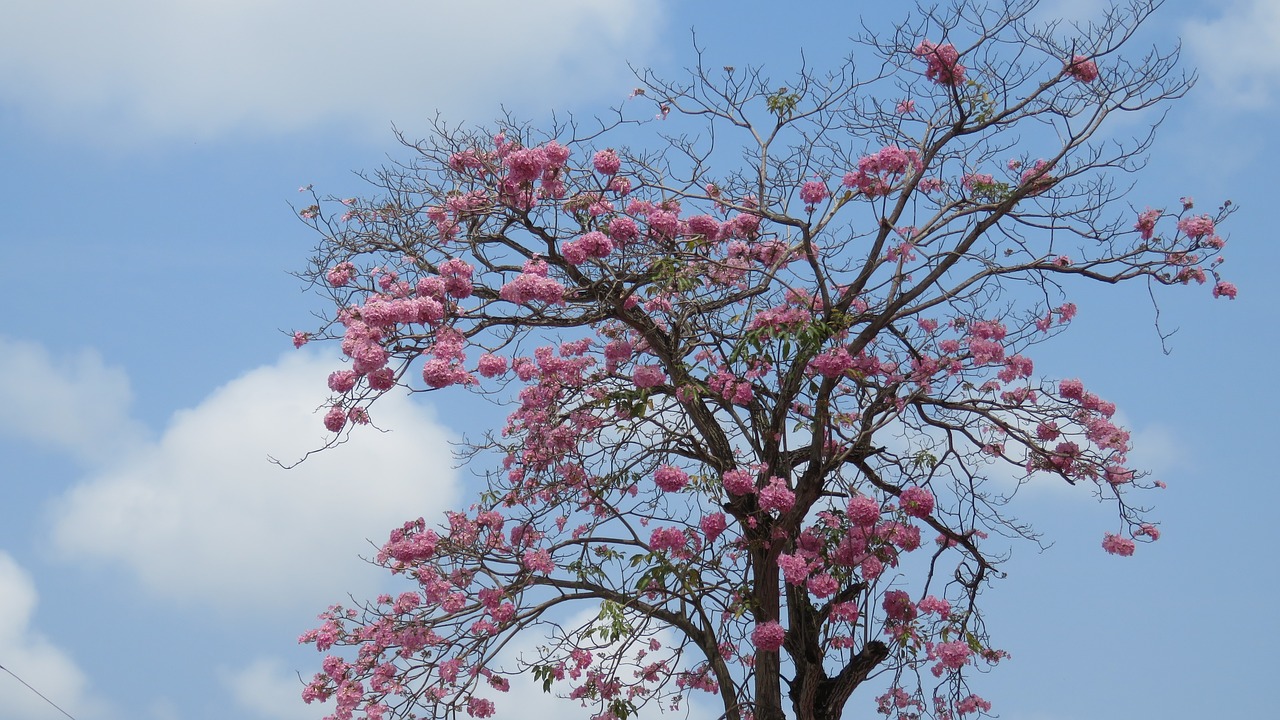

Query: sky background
(0, 0), (1274, 719)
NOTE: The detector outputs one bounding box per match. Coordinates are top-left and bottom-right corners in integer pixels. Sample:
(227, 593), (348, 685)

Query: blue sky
(0, 0), (1274, 718)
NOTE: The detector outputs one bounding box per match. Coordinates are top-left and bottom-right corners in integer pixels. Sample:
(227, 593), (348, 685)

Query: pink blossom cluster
(898, 486), (935, 518)
(956, 695), (992, 715)
(327, 261), (356, 287)
(650, 526), (698, 559)
(751, 621), (786, 652)
(707, 368), (755, 405)
(961, 173), (994, 192)
(882, 590), (918, 624)
(632, 364), (667, 389)
(877, 688), (924, 716)
(914, 40), (966, 86)
(560, 231), (614, 265)
(917, 595), (950, 617)
(653, 465), (690, 492)
(1019, 159), (1054, 194)
(1065, 54), (1099, 83)
(1135, 208), (1161, 240)
(843, 146), (922, 198)
(421, 328), (475, 389)
(747, 304), (813, 335)
(758, 477), (796, 514)
(928, 640), (972, 675)
(503, 141), (570, 185)
(1177, 214), (1215, 239)
(722, 469), (756, 495)
(809, 347), (854, 378)
(700, 512), (728, 543)
(592, 149), (621, 175)
(800, 180), (830, 209)
(1102, 532), (1135, 556)
(499, 257), (566, 305)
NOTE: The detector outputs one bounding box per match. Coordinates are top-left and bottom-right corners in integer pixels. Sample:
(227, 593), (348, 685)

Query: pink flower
(807, 573), (839, 598)
(653, 464), (690, 492)
(323, 405), (347, 432)
(632, 364), (666, 389)
(961, 173), (994, 192)
(914, 40), (966, 86)
(896, 98), (916, 114)
(560, 231), (613, 265)
(751, 621), (786, 652)
(685, 214), (722, 243)
(1135, 208), (1160, 240)
(649, 526), (690, 555)
(810, 348), (854, 378)
(882, 589), (917, 623)
(522, 548), (555, 574)
(700, 512), (727, 543)
(899, 486), (934, 518)
(1102, 533), (1135, 556)
(1059, 378), (1085, 400)
(367, 367), (396, 391)
(799, 181), (830, 207)
(499, 258), (566, 305)
(722, 469), (755, 495)
(477, 354), (508, 378)
(1035, 421), (1060, 441)
(846, 495), (881, 526)
(777, 552), (813, 585)
(830, 601), (859, 623)
(504, 147), (547, 185)
(1213, 281), (1238, 299)
(957, 694), (992, 715)
(292, 331), (310, 348)
(326, 262), (356, 287)
(607, 216), (640, 245)
(593, 149), (621, 175)
(422, 359), (458, 388)
(467, 697), (496, 718)
(932, 640), (972, 672)
(1065, 54), (1099, 83)
(1177, 214), (1215, 239)
(917, 595), (951, 617)
(758, 477), (796, 514)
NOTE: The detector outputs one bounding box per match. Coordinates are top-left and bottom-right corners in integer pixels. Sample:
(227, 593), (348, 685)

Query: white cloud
(0, 553), (103, 720)
(49, 350), (462, 613)
(223, 658), (313, 720)
(1184, 0), (1280, 108)
(0, 336), (148, 467)
(0, 0), (664, 142)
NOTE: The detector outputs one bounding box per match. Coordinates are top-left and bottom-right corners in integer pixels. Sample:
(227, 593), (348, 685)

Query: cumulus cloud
(0, 0), (664, 142)
(1184, 0), (1280, 108)
(0, 553), (103, 720)
(0, 336), (148, 467)
(223, 658), (313, 720)
(49, 350), (462, 613)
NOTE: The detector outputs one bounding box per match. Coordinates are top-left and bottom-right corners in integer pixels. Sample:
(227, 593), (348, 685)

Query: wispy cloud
(222, 658), (314, 720)
(48, 349), (462, 613)
(0, 336), (148, 468)
(0, 553), (103, 720)
(1183, 0), (1280, 108)
(0, 0), (664, 143)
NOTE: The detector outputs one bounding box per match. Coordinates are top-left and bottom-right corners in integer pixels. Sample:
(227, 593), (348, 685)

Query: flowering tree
(290, 1), (1235, 719)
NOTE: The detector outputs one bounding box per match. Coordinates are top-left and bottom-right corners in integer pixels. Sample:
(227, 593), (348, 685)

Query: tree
(290, 1), (1236, 718)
